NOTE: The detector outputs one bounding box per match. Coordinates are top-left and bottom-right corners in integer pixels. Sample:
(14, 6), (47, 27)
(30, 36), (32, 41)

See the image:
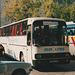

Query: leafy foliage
(70, 2), (75, 21)
(2, 0), (75, 22)
(43, 1), (61, 18)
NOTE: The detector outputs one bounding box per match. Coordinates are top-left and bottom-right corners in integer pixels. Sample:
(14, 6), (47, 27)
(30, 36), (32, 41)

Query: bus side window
(6, 27), (10, 36)
(10, 25), (14, 36)
(10, 26), (13, 36)
(74, 29), (75, 35)
(70, 30), (73, 35)
(8, 27), (10, 36)
(67, 29), (70, 35)
(17, 23), (20, 35)
(12, 25), (14, 36)
(20, 23), (23, 35)
(72, 29), (75, 35)
(6, 27), (8, 36)
(27, 31), (31, 46)
(1, 29), (2, 36)
(0, 29), (1, 36)
(15, 24), (17, 36)
(3, 28), (5, 36)
(22, 21), (27, 35)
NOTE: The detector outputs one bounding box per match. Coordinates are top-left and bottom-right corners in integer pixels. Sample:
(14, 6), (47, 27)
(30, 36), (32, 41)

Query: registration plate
(49, 60), (58, 63)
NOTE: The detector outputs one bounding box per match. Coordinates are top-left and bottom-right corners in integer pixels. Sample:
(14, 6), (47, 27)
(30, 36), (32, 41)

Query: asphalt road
(30, 60), (75, 75)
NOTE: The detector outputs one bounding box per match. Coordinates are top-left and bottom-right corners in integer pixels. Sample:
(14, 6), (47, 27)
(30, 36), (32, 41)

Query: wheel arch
(19, 51), (24, 61)
(19, 51), (22, 60)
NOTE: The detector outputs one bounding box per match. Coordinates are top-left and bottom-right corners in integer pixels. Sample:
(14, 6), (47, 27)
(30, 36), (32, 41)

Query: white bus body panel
(0, 37), (8, 53)
(66, 21), (75, 56)
(68, 36), (75, 56)
(0, 36), (30, 62)
(0, 18), (70, 65)
(32, 46), (69, 60)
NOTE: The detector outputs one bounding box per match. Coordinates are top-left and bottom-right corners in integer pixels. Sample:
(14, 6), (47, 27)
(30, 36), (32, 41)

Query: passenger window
(22, 21), (27, 35)
(10, 25), (14, 36)
(28, 25), (31, 30)
(72, 29), (75, 35)
(0, 29), (1, 36)
(6, 26), (10, 36)
(67, 29), (70, 35)
(20, 23), (23, 35)
(17, 24), (20, 35)
(15, 24), (17, 36)
(3, 28), (5, 36)
(10, 26), (13, 36)
(1, 29), (3, 36)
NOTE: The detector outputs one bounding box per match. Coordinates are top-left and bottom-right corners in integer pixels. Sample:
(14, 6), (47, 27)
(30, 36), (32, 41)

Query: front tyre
(12, 69), (26, 75)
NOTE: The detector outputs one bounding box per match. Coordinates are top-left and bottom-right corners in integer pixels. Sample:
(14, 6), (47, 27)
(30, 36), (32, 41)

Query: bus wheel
(12, 69), (26, 75)
(20, 52), (25, 62)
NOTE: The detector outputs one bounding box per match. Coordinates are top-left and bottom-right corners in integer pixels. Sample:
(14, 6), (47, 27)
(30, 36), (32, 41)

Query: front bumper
(33, 58), (70, 67)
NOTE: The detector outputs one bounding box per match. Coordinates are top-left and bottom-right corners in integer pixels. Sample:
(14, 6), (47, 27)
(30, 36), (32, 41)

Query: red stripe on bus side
(71, 37), (75, 46)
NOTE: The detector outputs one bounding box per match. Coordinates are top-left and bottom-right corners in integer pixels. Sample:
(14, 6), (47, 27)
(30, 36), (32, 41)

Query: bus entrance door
(27, 31), (32, 63)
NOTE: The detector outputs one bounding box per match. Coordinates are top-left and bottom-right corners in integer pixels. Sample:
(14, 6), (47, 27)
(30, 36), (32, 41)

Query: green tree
(2, 0), (34, 22)
(63, 0), (68, 7)
(2, 0), (75, 22)
(60, 7), (70, 21)
(43, 1), (61, 18)
(31, 0), (42, 17)
(2, 0), (43, 22)
(61, 2), (75, 21)
(70, 2), (75, 21)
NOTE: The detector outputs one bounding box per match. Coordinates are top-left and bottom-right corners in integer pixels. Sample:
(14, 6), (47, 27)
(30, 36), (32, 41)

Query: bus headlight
(35, 54), (42, 59)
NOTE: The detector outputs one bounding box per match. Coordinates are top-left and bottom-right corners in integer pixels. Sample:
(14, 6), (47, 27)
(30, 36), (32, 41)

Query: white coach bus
(66, 21), (75, 56)
(0, 17), (70, 66)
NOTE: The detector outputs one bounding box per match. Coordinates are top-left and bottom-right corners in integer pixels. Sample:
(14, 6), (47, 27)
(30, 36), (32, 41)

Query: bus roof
(66, 21), (75, 25)
(1, 17), (65, 28)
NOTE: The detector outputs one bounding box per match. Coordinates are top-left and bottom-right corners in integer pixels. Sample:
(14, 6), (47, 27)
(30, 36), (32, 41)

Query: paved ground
(30, 60), (75, 75)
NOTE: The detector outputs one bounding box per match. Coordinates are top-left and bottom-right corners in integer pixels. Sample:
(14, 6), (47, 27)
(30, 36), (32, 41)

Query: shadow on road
(34, 62), (75, 72)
